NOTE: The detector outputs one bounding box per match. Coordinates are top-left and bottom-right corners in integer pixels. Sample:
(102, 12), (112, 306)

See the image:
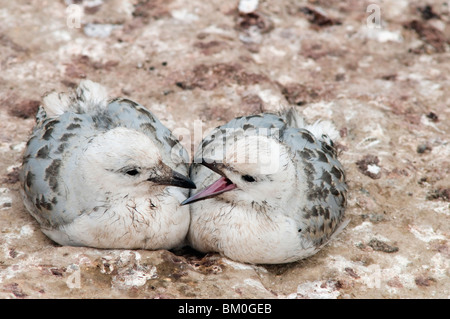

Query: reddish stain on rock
(175, 63), (269, 91)
(403, 20), (448, 53)
(241, 94), (264, 114)
(280, 83), (318, 106)
(3, 168), (20, 184)
(194, 40), (229, 55)
(132, 0), (172, 20)
(235, 11), (274, 33)
(426, 187), (450, 202)
(64, 55), (119, 79)
(415, 275), (436, 287)
(8, 99), (40, 119)
(344, 267), (360, 279)
(4, 283), (28, 298)
(299, 6), (341, 28)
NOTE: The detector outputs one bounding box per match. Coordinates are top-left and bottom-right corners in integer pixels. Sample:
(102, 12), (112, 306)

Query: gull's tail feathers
(278, 107), (340, 144)
(42, 80), (109, 118)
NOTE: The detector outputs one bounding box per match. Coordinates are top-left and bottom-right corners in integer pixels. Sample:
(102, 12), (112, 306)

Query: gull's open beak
(148, 165), (196, 189)
(181, 159), (236, 205)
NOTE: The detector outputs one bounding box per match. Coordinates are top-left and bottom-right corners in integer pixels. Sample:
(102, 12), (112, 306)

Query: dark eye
(126, 169), (140, 176)
(242, 175), (256, 182)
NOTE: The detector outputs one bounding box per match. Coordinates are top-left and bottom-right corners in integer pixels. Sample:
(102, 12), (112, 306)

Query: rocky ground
(0, 0), (449, 299)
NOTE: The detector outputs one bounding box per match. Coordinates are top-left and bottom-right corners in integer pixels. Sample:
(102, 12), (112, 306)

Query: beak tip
(171, 170), (196, 189)
(188, 182), (197, 190)
(181, 196), (195, 205)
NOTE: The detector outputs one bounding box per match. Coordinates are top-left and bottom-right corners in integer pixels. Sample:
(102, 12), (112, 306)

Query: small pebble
(367, 239), (399, 253)
(417, 143), (432, 153)
(238, 0), (259, 14)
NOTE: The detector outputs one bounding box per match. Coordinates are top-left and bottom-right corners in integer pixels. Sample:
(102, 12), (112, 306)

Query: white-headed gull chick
(182, 109), (348, 264)
(20, 80), (195, 249)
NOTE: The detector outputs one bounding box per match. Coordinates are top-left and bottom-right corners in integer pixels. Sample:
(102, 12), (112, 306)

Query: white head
(77, 127), (195, 200)
(182, 134), (297, 208)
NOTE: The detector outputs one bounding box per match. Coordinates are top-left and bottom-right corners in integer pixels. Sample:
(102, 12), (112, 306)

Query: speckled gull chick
(20, 80), (196, 249)
(182, 109), (348, 264)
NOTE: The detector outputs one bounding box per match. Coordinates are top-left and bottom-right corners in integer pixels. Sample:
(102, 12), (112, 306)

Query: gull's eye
(125, 168), (140, 176)
(242, 175), (256, 182)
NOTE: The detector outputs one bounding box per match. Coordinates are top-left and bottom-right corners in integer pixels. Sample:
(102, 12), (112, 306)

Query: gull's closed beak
(148, 164), (196, 189)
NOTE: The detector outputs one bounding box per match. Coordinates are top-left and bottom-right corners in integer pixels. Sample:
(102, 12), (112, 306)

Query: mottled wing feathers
(281, 127), (347, 246)
(278, 108), (347, 245)
(20, 110), (92, 227)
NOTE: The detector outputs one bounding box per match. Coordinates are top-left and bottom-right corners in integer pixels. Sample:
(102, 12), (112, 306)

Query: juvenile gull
(182, 109), (348, 264)
(20, 80), (195, 249)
